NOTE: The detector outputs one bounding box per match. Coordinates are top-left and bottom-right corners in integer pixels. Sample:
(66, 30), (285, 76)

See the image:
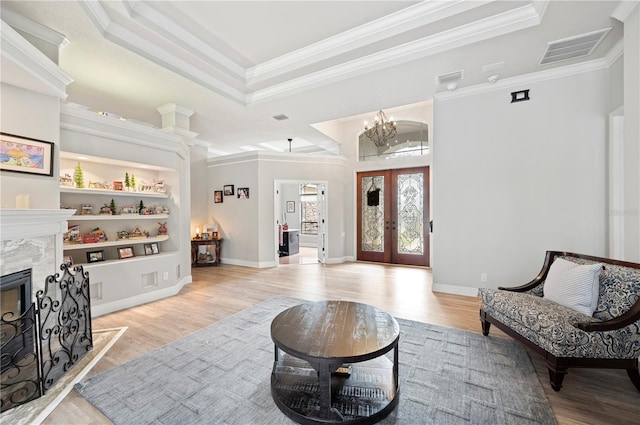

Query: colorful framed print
(1, 132), (54, 176)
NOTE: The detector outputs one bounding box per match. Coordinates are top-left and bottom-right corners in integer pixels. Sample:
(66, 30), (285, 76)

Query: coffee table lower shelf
(271, 354), (398, 425)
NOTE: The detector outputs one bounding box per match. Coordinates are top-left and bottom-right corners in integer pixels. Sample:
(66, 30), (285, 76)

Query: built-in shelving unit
(60, 104), (191, 317)
(63, 235), (169, 251)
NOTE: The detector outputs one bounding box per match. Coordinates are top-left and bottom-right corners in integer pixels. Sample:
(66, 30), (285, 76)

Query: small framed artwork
(237, 187), (249, 199)
(86, 250), (105, 263)
(200, 232), (210, 240)
(0, 132), (54, 177)
(286, 201), (295, 213)
(117, 246), (135, 259)
(144, 242), (159, 255)
(223, 185), (234, 196)
(212, 231), (219, 240)
(214, 190), (223, 203)
(63, 255), (73, 265)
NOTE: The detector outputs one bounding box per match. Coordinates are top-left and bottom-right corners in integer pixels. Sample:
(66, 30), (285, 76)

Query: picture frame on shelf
(144, 242), (159, 255)
(201, 232), (210, 240)
(63, 255), (73, 265)
(117, 246), (135, 259)
(214, 190), (223, 203)
(1, 132), (54, 177)
(238, 187), (249, 199)
(212, 231), (219, 240)
(286, 201), (295, 213)
(86, 250), (105, 263)
(223, 185), (234, 196)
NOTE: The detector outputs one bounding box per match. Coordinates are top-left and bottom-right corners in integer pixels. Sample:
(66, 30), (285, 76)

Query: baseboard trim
(432, 283), (479, 297)
(91, 275), (192, 317)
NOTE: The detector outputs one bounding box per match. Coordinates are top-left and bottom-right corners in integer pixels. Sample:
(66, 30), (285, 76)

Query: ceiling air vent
(435, 70), (464, 85)
(540, 28), (611, 65)
(272, 114), (289, 121)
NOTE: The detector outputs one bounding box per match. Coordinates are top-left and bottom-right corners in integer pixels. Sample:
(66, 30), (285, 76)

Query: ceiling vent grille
(540, 28), (611, 65)
(435, 70), (464, 85)
(272, 114), (289, 121)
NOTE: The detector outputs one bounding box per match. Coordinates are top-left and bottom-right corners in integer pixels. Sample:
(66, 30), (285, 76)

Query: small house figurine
(99, 203), (112, 215)
(117, 230), (130, 240)
(80, 204), (93, 215)
(158, 222), (167, 236)
(130, 226), (144, 238)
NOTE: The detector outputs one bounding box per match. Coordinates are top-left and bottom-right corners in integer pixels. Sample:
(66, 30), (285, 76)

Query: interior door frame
(273, 179), (328, 266)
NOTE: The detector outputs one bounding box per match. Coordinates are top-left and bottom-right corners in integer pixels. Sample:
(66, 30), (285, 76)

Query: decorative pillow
(543, 258), (603, 316)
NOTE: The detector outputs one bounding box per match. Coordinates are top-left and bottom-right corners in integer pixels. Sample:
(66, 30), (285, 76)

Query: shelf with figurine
(63, 234), (169, 251)
(63, 223), (169, 250)
(63, 199), (170, 219)
(60, 164), (169, 198)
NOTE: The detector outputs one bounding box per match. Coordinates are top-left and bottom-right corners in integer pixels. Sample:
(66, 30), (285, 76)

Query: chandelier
(363, 110), (397, 147)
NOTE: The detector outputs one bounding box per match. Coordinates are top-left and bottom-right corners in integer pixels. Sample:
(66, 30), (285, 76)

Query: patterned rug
(75, 296), (556, 424)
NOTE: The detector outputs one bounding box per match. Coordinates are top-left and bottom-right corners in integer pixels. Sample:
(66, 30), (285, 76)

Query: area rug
(75, 296), (557, 425)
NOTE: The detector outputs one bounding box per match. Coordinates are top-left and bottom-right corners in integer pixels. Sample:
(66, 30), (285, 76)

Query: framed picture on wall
(214, 190), (223, 203)
(237, 187), (249, 199)
(0, 132), (54, 176)
(286, 201), (295, 213)
(223, 185), (234, 196)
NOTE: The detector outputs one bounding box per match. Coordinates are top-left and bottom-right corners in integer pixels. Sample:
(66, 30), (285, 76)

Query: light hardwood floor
(41, 262), (639, 425)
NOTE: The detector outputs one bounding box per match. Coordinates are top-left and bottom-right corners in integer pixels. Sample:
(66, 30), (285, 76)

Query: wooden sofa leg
(547, 368), (567, 392)
(481, 320), (491, 336)
(479, 310), (491, 336)
(627, 361), (640, 392)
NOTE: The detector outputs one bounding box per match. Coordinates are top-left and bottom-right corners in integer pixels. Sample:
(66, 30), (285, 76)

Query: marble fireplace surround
(1, 209), (76, 298)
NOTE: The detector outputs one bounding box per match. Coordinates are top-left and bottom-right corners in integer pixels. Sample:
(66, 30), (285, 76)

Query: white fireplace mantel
(1, 209), (76, 241)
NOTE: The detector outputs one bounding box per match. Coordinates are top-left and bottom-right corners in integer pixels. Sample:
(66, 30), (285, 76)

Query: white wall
(622, 5), (640, 262)
(208, 152), (347, 267)
(432, 69), (609, 295)
(0, 83), (60, 209)
(191, 144), (209, 238)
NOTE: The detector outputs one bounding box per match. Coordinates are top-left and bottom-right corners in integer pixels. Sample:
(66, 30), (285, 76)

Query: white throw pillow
(543, 258), (603, 316)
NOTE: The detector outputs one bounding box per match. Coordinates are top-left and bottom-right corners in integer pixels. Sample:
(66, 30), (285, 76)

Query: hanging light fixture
(363, 110), (397, 147)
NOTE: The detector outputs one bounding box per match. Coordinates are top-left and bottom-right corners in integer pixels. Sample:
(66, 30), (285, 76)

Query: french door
(357, 167), (429, 266)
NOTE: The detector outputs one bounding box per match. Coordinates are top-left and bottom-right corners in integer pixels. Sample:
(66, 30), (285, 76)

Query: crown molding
(60, 103), (189, 158)
(78, 0), (246, 105)
(75, 1), (547, 106)
(0, 20), (72, 99)
(246, 0), (492, 85)
(434, 58), (609, 102)
(207, 150), (347, 167)
(611, 1), (638, 22)
(1, 8), (69, 48)
(247, 4), (542, 104)
(122, 0), (245, 82)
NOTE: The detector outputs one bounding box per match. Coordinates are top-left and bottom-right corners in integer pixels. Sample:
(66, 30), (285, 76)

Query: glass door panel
(357, 167), (429, 266)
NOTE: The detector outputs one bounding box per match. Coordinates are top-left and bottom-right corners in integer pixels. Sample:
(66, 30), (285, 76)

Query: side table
(191, 238), (222, 266)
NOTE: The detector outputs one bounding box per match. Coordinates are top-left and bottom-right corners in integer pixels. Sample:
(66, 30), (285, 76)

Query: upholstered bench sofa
(479, 250), (640, 392)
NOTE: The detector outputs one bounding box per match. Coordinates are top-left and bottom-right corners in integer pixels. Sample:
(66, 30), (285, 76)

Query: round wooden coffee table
(270, 300), (400, 424)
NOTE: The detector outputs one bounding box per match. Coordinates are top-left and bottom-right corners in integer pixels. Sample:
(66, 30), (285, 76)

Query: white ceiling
(0, 1), (626, 157)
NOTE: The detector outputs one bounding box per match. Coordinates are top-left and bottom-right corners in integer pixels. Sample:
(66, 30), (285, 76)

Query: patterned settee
(479, 251), (640, 392)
